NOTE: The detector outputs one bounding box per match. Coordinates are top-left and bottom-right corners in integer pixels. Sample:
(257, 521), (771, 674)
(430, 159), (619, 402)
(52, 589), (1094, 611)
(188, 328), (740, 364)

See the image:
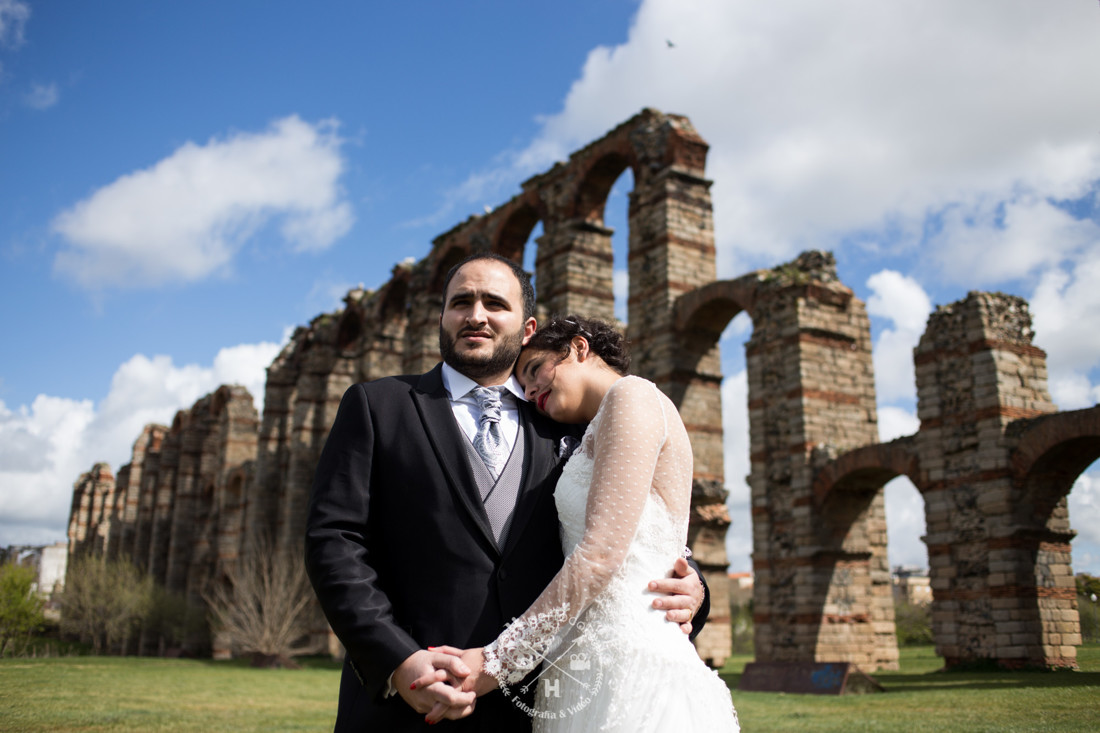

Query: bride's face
(516, 347), (587, 423)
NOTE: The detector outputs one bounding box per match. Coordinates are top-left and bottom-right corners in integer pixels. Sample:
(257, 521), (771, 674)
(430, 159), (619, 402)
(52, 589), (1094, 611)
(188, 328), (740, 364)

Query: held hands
(393, 648), (477, 724)
(648, 556), (705, 634)
(403, 646), (497, 724)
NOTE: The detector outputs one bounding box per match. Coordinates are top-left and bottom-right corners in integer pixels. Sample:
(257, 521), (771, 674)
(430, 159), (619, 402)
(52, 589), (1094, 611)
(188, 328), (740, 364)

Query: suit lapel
(501, 403), (562, 558)
(410, 365), (499, 554)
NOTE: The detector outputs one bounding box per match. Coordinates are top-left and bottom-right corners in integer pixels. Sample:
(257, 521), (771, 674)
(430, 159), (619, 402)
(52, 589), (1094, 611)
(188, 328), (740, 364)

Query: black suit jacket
(305, 364), (576, 731)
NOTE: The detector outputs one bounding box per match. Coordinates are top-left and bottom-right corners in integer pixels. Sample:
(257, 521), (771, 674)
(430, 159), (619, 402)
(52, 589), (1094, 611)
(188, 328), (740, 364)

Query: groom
(305, 252), (707, 731)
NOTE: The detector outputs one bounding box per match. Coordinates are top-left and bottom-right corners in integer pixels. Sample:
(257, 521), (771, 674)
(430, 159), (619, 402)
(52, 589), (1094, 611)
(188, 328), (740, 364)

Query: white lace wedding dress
(484, 376), (739, 732)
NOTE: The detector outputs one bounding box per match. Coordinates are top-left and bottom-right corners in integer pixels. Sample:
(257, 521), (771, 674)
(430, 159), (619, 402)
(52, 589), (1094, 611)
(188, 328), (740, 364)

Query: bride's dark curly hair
(524, 315), (631, 375)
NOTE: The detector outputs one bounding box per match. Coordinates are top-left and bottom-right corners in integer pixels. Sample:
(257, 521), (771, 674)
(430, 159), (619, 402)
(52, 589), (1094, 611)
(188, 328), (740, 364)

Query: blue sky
(1, 0), (1099, 576)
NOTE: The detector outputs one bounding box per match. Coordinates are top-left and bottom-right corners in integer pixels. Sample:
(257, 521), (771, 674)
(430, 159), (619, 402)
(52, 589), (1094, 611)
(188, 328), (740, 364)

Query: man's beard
(439, 324), (525, 381)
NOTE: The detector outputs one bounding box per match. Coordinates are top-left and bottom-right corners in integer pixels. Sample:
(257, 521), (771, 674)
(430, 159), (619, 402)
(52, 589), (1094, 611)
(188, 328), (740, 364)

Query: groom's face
(439, 259), (537, 385)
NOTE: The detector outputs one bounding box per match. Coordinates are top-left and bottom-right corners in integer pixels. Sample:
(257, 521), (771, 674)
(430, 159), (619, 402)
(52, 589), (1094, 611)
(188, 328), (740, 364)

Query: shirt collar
(441, 361), (527, 402)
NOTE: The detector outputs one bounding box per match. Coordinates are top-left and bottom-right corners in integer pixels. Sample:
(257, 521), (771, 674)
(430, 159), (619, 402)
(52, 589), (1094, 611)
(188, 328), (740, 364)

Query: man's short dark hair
(440, 252), (536, 321)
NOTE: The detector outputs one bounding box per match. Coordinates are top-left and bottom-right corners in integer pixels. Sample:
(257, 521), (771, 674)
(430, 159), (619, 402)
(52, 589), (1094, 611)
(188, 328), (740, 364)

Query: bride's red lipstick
(537, 392), (549, 411)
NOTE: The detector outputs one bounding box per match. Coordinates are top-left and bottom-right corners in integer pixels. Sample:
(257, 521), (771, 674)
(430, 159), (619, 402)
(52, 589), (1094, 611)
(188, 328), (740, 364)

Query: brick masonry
(68, 110), (1100, 670)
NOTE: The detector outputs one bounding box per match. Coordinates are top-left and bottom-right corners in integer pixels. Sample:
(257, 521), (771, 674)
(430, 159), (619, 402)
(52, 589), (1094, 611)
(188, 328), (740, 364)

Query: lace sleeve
(484, 377), (667, 684)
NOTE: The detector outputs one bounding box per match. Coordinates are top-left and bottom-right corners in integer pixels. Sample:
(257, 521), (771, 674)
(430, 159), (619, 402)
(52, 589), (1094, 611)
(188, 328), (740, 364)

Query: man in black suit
(305, 253), (706, 730)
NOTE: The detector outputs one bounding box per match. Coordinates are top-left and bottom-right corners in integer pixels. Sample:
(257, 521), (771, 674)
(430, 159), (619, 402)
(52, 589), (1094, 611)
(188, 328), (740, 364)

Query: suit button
(499, 569), (508, 581)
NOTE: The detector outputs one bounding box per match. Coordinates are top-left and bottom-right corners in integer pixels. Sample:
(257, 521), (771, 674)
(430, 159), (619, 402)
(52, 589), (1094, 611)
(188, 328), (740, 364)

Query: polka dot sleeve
(483, 377), (668, 684)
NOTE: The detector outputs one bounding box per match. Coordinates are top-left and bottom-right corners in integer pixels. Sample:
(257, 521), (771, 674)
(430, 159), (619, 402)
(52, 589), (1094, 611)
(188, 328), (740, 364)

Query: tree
(60, 557), (153, 654)
(203, 538), (315, 667)
(146, 585), (208, 653)
(1078, 573), (1100, 644)
(0, 563), (46, 656)
(895, 600), (934, 646)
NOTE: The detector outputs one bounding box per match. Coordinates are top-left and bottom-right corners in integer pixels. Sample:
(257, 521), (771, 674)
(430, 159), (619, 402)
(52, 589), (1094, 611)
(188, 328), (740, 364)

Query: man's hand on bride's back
(647, 557), (704, 634)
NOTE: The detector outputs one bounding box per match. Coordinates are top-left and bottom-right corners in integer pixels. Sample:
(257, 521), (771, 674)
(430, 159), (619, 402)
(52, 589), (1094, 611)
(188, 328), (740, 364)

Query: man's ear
(521, 317), (537, 345)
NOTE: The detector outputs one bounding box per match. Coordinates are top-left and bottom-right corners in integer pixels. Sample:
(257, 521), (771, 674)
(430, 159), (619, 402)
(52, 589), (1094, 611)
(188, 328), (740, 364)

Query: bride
(419, 315), (739, 731)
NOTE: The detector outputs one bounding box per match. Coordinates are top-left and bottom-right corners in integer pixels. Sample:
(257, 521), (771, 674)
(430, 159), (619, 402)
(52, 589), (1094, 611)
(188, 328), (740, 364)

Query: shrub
(730, 601), (754, 655)
(59, 556), (153, 654)
(1079, 593), (1100, 644)
(203, 538), (314, 667)
(895, 600), (933, 646)
(0, 563), (46, 656)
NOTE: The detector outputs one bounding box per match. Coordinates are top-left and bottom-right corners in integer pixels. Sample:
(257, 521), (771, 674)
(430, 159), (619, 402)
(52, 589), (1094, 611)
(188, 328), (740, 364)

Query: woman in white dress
(420, 315), (739, 731)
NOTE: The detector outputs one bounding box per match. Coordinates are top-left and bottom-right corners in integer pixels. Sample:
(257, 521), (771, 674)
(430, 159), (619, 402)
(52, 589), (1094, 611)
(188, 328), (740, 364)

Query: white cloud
(24, 81), (58, 110)
(866, 270), (931, 405)
(1070, 471), (1100, 568)
(0, 0), (29, 49)
(1048, 373), (1100, 412)
(1031, 246), (1100, 372)
(52, 116), (353, 290)
(878, 406), (919, 444)
(0, 339), (282, 547)
(928, 194), (1100, 287)
(884, 477), (928, 570)
(613, 269), (628, 322)
(441, 0), (1100, 281)
(1071, 472), (1100, 545)
(1022, 240), (1100, 411)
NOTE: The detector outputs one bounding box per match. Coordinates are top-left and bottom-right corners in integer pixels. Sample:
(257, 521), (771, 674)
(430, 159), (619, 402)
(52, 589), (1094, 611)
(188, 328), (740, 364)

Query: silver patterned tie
(472, 386), (507, 479)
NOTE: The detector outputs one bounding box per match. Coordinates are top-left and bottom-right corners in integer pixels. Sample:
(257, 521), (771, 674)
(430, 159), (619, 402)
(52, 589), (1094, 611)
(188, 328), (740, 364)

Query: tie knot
(472, 386), (503, 423)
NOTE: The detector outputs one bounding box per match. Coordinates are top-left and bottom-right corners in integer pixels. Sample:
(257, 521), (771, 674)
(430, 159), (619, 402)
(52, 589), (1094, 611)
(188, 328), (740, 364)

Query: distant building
(728, 572), (754, 608)
(3, 542), (68, 619)
(892, 566), (932, 606)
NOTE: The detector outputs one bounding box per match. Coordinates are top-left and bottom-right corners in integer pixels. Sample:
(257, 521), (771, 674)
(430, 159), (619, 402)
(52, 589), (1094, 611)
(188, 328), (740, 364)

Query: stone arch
(988, 405), (1100, 669)
(494, 198), (541, 264)
(809, 439), (926, 667)
(336, 306), (363, 353)
(813, 439), (922, 507)
(674, 277), (759, 335)
(428, 243), (472, 300)
(573, 151), (634, 225)
(1010, 406), (1100, 522)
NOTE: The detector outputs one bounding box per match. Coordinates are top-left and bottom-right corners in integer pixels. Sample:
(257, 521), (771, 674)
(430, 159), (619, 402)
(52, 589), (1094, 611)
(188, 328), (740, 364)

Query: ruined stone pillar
(107, 464), (130, 560)
(620, 117), (732, 666)
(164, 408), (211, 598)
(533, 219), (616, 322)
(130, 425), (167, 574)
(403, 285), (444, 376)
(67, 465), (114, 561)
(915, 292), (1061, 668)
(120, 425), (165, 560)
(145, 423), (181, 586)
(748, 252), (895, 671)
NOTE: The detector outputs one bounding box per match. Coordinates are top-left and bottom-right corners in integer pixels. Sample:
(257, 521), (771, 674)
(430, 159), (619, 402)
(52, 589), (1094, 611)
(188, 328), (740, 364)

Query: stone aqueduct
(68, 109), (1100, 670)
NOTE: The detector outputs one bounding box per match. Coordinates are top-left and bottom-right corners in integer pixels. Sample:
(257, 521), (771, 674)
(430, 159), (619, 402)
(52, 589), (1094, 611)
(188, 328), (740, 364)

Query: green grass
(1, 647), (1098, 731)
(720, 645), (1100, 732)
(0, 656), (343, 732)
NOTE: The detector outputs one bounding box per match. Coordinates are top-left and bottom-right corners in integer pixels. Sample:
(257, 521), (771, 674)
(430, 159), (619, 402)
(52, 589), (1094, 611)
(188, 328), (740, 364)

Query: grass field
(721, 645), (1100, 732)
(1, 646), (1098, 732)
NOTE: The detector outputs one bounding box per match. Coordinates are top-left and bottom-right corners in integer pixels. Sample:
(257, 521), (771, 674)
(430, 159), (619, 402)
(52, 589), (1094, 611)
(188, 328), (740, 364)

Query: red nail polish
(428, 646), (436, 650)
(409, 683), (416, 690)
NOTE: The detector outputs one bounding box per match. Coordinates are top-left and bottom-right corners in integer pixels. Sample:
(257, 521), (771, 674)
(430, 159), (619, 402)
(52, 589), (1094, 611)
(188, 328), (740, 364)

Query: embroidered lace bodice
(483, 376), (694, 682)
